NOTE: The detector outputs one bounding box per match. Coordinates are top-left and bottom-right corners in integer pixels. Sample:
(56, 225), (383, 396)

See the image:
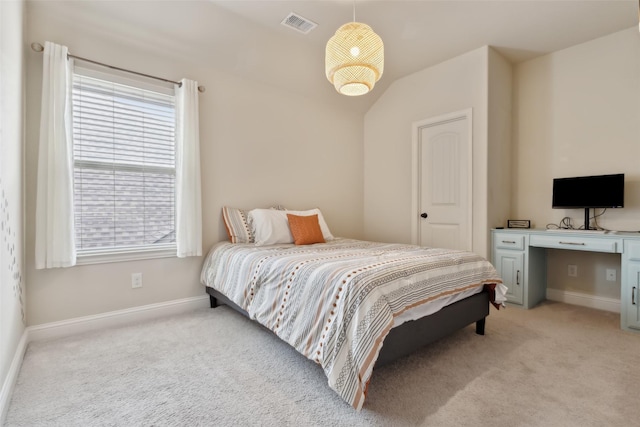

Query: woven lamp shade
(325, 22), (384, 96)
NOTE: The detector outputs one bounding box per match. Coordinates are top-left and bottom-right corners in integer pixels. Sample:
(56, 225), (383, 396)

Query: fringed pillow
(221, 207), (253, 243)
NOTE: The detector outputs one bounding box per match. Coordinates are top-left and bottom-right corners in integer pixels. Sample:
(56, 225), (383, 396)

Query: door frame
(411, 108), (473, 249)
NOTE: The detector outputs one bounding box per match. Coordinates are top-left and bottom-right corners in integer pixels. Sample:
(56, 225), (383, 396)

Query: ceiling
(37, 1), (638, 113)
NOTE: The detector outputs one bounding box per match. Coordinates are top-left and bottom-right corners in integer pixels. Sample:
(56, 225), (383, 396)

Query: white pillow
(248, 208), (334, 246)
(248, 209), (294, 246)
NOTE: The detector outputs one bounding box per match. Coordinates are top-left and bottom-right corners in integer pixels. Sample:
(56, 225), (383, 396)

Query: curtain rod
(31, 42), (205, 93)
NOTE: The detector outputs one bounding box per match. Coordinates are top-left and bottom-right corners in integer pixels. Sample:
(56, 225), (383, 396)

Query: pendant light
(325, 2), (384, 96)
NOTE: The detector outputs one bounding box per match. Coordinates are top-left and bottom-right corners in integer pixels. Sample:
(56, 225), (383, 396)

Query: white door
(414, 112), (472, 250)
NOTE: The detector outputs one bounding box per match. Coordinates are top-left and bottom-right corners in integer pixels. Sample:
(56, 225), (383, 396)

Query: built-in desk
(491, 228), (640, 332)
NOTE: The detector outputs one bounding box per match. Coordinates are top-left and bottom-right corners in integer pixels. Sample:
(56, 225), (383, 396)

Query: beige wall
(545, 250), (621, 300)
(363, 46), (511, 259)
(0, 0), (26, 414)
(25, 2), (363, 325)
(487, 48), (513, 232)
(513, 27), (640, 296)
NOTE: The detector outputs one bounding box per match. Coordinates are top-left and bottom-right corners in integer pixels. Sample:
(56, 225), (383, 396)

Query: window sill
(76, 244), (177, 265)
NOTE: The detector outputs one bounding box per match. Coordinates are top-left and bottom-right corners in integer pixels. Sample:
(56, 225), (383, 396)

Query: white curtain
(35, 42), (76, 269)
(175, 78), (202, 257)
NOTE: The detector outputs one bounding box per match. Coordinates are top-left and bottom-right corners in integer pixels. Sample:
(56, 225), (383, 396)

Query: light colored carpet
(5, 300), (640, 426)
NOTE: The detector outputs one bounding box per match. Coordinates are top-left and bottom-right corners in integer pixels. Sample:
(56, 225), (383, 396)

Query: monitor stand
(584, 208), (591, 230)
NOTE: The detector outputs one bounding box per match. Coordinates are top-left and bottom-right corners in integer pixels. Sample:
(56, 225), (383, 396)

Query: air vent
(281, 12), (318, 34)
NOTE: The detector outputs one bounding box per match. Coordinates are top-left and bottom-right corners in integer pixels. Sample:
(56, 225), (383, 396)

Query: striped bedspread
(200, 238), (504, 410)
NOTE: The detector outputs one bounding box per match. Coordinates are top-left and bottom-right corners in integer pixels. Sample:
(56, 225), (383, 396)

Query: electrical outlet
(131, 273), (143, 288)
(568, 265), (578, 277)
(606, 269), (616, 282)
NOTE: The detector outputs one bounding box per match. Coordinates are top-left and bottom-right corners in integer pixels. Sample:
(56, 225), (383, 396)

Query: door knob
(420, 213), (428, 218)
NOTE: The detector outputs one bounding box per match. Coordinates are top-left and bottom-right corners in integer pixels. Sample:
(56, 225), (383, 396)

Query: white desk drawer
(529, 235), (620, 253)
(494, 233), (525, 250)
(625, 241), (640, 261)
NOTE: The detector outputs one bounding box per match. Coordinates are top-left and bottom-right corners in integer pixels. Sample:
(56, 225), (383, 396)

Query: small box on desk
(507, 220), (531, 229)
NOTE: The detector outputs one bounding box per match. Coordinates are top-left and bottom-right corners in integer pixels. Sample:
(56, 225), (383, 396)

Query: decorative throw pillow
(285, 208), (334, 241)
(287, 214), (325, 245)
(221, 207), (253, 243)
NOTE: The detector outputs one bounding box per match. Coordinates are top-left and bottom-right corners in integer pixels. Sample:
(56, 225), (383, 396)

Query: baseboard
(28, 295), (210, 342)
(0, 330), (28, 425)
(546, 288), (620, 313)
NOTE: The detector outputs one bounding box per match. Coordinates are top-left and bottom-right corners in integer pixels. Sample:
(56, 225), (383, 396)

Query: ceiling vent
(281, 12), (318, 34)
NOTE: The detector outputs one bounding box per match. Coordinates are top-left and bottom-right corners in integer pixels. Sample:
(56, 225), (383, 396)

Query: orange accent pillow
(287, 214), (326, 245)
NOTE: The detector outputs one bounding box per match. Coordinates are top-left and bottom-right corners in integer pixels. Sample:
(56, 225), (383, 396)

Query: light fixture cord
(353, 0), (356, 22)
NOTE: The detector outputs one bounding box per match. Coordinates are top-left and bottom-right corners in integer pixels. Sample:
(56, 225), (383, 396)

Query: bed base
(206, 287), (489, 368)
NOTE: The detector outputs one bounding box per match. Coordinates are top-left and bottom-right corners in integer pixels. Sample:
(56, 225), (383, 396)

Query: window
(71, 66), (176, 261)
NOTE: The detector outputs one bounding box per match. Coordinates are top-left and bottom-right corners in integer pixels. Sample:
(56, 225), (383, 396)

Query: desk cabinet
(491, 229), (640, 332)
(494, 250), (524, 305)
(493, 232), (525, 305)
(492, 231), (546, 309)
(623, 241), (640, 331)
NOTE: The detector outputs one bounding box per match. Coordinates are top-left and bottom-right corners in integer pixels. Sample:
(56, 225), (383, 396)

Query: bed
(201, 210), (506, 410)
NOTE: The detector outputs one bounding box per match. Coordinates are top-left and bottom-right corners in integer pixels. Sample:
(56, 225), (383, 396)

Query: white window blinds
(72, 68), (176, 252)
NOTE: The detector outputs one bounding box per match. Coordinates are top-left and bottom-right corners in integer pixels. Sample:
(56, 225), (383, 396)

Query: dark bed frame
(206, 287), (490, 367)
